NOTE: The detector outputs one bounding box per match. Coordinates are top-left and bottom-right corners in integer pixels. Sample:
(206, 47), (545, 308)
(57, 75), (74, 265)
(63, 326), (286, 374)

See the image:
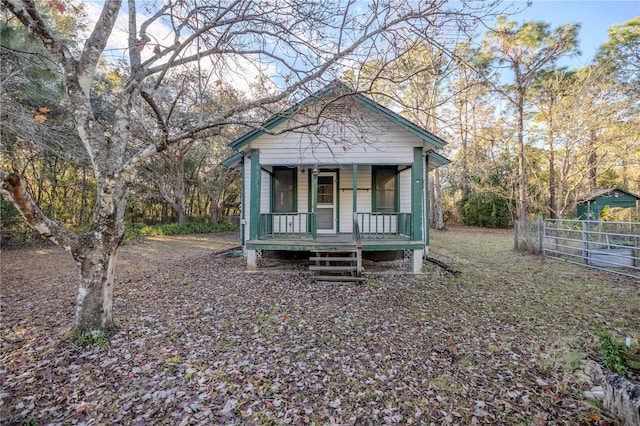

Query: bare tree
(1, 0), (500, 335)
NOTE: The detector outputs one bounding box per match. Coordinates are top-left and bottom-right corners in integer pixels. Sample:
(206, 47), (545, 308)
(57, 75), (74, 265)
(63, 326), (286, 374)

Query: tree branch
(78, 0), (123, 94)
(0, 169), (79, 252)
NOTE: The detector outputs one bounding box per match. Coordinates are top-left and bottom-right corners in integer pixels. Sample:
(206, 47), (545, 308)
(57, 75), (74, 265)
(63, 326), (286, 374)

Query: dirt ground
(1, 229), (638, 425)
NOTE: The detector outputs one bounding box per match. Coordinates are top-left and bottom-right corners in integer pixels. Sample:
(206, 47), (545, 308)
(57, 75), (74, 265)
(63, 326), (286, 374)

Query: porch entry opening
(317, 172), (337, 234)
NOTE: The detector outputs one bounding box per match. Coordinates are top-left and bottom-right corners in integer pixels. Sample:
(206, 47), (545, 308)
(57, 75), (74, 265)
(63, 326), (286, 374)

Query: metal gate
(543, 219), (640, 280)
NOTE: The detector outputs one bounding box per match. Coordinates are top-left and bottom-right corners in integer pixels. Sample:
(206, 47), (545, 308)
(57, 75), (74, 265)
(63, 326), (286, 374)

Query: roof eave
(221, 152), (243, 168)
(228, 82), (353, 151)
(353, 94), (448, 150)
(427, 151), (451, 171)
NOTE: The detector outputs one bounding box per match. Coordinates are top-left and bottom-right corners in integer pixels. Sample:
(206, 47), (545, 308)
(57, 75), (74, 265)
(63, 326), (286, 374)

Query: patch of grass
(534, 335), (587, 374)
(71, 330), (108, 348)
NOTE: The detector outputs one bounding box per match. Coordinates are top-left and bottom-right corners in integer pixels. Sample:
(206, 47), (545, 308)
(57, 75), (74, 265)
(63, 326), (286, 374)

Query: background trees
(1, 0), (638, 334)
(0, 0), (503, 334)
(483, 17), (580, 224)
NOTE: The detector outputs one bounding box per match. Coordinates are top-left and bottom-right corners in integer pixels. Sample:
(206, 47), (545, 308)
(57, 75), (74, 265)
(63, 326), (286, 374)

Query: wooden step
(312, 249), (358, 254)
(309, 265), (358, 272)
(309, 247), (362, 283)
(309, 256), (356, 262)
(313, 275), (364, 282)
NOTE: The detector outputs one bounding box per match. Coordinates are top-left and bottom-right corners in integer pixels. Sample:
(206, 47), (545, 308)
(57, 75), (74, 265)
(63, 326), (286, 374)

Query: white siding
(399, 168), (411, 213)
(252, 104), (421, 166)
(243, 158), (251, 244)
(297, 168), (309, 213)
(259, 169), (270, 214)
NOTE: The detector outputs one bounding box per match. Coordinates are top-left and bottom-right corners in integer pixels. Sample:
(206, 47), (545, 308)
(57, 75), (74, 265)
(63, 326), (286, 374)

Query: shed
(576, 188), (640, 219)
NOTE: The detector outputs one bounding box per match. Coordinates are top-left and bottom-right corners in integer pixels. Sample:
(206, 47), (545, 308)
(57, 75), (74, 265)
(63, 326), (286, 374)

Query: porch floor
(247, 233), (422, 251)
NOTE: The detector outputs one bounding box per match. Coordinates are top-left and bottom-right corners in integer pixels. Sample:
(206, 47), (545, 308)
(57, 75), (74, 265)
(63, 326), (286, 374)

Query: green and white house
(222, 82), (450, 275)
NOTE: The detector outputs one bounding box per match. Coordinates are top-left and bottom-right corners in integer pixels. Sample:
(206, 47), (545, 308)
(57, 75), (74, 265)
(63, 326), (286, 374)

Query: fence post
(537, 216), (544, 254)
(582, 221), (589, 265)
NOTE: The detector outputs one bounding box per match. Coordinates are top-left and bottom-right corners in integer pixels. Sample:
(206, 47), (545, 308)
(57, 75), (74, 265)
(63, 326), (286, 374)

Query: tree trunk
(209, 199), (218, 224)
(429, 174), (436, 226)
(175, 151), (186, 226)
(154, 151), (187, 225)
(548, 120), (556, 219)
(73, 242), (119, 333)
(458, 100), (469, 201)
(516, 87), (527, 223)
(0, 171), (122, 334)
(434, 168), (444, 230)
(71, 178), (126, 334)
(588, 129), (597, 191)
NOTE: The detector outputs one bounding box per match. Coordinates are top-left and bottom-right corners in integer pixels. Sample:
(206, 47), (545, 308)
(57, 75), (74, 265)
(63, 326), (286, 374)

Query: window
(272, 168), (296, 212)
(373, 167), (397, 212)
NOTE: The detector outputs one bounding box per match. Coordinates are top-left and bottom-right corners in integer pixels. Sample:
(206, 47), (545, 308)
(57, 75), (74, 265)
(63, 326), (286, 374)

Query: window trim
(271, 167), (297, 213)
(372, 165), (398, 212)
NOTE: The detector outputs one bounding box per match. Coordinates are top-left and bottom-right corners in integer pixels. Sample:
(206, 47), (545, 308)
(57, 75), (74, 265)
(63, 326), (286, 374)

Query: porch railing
(357, 212), (411, 239)
(259, 212), (314, 239)
(257, 212), (412, 240)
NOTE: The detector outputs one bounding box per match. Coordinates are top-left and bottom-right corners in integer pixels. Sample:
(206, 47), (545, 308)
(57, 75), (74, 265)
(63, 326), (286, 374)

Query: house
(222, 81), (451, 278)
(576, 188), (640, 220)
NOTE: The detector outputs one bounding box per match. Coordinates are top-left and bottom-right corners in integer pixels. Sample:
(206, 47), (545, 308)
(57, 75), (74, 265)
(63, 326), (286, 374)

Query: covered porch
(246, 150), (427, 236)
(244, 153), (429, 273)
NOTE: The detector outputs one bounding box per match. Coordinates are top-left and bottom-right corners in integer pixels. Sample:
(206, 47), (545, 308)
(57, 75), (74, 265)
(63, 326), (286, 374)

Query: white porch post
(247, 249), (257, 271)
(352, 163), (357, 239)
(412, 248), (424, 274)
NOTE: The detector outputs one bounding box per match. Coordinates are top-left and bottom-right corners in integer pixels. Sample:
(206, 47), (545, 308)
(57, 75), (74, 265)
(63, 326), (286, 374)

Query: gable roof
(228, 80), (448, 152)
(576, 187), (640, 203)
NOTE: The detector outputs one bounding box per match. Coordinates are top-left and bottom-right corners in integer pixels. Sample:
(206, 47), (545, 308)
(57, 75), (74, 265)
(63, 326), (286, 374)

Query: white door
(317, 172), (337, 234)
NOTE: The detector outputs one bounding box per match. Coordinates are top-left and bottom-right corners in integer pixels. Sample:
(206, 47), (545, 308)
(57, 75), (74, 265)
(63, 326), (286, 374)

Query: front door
(317, 172), (337, 234)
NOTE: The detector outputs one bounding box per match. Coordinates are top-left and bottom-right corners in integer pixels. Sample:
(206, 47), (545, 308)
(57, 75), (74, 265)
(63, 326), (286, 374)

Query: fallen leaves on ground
(1, 229), (637, 425)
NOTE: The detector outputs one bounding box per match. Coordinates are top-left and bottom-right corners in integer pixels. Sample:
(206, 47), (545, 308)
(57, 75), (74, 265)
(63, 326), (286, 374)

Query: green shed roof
(576, 188), (640, 203)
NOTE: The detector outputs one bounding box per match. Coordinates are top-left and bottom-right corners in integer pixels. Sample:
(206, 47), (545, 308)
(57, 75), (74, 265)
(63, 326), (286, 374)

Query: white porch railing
(257, 212), (412, 240)
(356, 212), (412, 239)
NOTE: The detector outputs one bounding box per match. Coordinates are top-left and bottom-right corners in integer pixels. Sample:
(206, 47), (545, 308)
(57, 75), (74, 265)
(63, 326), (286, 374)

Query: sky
(507, 0), (640, 68)
(84, 0), (639, 86)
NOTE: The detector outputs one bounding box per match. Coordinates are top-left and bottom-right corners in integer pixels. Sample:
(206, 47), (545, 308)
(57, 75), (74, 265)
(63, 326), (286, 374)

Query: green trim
(249, 149), (261, 240)
(352, 164), (357, 239)
(271, 167), (297, 213)
(427, 151), (451, 171)
(411, 147), (423, 242)
(311, 169), (318, 240)
(354, 95), (447, 150)
(229, 82), (352, 151)
(240, 156), (245, 244)
(228, 80), (449, 152)
(372, 166), (399, 212)
(424, 155), (430, 244)
(335, 170), (340, 233)
(221, 152), (243, 168)
(245, 239), (423, 252)
(307, 169), (313, 231)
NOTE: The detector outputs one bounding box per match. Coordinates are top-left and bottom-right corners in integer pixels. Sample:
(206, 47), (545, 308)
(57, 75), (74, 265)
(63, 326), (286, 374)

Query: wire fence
(516, 217), (639, 280)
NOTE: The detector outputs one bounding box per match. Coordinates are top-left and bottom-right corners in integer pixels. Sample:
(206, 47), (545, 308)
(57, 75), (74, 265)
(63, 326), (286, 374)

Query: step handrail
(353, 212), (362, 250)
